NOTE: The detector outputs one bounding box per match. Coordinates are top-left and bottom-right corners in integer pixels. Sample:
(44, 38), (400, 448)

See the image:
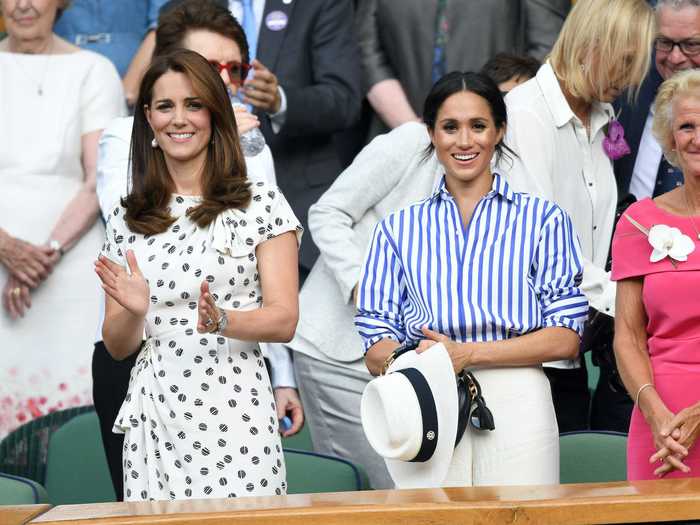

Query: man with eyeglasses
(615, 0), (700, 200)
(591, 0), (700, 434)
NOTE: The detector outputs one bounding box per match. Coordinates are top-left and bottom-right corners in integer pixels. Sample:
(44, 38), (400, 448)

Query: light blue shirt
(228, 0), (265, 37)
(355, 173), (588, 351)
(54, 0), (169, 76)
(629, 108), (663, 200)
(227, 0), (287, 131)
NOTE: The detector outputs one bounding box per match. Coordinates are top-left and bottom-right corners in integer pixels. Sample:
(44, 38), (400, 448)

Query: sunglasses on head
(208, 60), (252, 84)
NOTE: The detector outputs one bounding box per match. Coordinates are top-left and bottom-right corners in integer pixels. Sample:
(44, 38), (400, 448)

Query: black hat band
(395, 367), (439, 463)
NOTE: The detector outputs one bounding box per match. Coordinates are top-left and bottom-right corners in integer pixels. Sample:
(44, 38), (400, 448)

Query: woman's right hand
(0, 233), (55, 288)
(647, 405), (690, 476)
(651, 402), (700, 476)
(417, 326), (475, 373)
(95, 250), (149, 317)
(233, 104), (260, 135)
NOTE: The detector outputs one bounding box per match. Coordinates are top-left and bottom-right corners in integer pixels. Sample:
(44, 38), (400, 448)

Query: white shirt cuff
(270, 85), (287, 134)
(260, 342), (297, 388)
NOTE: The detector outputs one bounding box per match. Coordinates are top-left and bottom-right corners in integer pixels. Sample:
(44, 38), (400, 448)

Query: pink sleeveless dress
(611, 198), (700, 480)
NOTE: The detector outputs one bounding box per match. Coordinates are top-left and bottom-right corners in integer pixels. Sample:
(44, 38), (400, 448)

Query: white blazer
(290, 122), (442, 364)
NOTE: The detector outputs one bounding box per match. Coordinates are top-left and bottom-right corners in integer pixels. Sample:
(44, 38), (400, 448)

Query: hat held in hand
(361, 343), (458, 488)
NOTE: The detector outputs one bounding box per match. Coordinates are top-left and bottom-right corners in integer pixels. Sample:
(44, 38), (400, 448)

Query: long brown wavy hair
(123, 49), (250, 234)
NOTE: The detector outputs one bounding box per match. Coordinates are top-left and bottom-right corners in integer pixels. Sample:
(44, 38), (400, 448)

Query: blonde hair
(653, 69), (700, 168)
(549, 0), (655, 103)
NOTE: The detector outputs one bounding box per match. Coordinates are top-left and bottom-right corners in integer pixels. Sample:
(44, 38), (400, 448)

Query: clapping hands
(196, 281), (226, 334)
(95, 250), (150, 317)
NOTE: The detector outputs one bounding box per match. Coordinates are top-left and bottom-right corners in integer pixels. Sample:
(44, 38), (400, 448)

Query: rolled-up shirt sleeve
(354, 218), (406, 352)
(530, 206), (589, 336)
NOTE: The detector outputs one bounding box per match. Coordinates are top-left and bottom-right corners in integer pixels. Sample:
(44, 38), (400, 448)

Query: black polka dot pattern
(101, 182), (300, 502)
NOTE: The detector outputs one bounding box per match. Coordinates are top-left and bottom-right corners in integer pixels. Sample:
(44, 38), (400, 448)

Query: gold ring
(205, 318), (214, 328)
(11, 288), (21, 297)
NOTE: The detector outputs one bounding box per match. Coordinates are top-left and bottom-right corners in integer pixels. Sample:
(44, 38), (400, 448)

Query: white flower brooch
(625, 214), (695, 267)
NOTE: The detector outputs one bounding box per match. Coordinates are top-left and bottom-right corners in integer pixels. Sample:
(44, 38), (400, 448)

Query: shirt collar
(434, 172), (515, 203)
(536, 62), (615, 132)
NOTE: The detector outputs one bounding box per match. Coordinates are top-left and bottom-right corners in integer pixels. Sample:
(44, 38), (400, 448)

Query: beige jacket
(289, 122), (442, 363)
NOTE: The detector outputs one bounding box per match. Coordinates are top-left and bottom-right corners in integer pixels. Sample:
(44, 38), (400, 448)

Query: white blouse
(499, 63), (617, 370)
(500, 63), (617, 319)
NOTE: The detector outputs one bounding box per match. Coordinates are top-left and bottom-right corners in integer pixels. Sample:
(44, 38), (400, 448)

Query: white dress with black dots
(100, 181), (302, 501)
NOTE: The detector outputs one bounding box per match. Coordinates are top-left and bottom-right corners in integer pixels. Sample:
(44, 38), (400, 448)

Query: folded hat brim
(383, 343), (458, 488)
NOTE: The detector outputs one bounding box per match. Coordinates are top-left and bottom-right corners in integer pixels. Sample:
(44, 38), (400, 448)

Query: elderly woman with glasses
(0, 0), (124, 436)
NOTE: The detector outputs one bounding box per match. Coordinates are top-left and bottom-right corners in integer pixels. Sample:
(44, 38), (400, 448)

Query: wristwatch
(381, 340), (419, 375)
(214, 307), (229, 335)
(48, 239), (64, 256)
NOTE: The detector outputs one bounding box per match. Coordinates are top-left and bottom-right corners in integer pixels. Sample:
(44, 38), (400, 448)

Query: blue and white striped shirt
(355, 173), (588, 352)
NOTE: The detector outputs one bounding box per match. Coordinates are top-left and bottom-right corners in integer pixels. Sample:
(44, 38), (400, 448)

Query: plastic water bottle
(228, 88), (265, 157)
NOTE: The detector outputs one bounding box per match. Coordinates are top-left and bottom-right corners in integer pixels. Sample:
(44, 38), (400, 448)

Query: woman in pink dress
(612, 69), (700, 480)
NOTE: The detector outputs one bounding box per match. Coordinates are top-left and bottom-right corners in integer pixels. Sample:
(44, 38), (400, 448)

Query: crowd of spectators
(1, 0), (700, 502)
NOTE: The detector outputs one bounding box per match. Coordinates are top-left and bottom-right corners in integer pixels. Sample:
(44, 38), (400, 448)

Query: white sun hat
(361, 343), (458, 488)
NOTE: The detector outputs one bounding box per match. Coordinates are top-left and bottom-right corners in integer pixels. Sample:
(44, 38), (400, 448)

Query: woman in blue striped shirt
(356, 72), (589, 486)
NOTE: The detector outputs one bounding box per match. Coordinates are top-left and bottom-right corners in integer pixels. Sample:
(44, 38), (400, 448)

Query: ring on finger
(205, 317), (214, 328)
(11, 288), (21, 297)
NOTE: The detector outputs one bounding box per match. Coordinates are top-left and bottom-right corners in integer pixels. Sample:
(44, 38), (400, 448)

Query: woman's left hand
(197, 281), (225, 334)
(242, 60), (281, 113)
(2, 275), (31, 319)
(274, 387), (304, 437)
(233, 104), (261, 135)
(652, 403), (700, 476)
(416, 326), (473, 373)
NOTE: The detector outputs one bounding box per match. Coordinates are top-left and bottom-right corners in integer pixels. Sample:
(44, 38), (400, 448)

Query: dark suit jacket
(356, 0), (569, 139)
(161, 0), (362, 270)
(256, 0), (362, 270)
(613, 66), (664, 196)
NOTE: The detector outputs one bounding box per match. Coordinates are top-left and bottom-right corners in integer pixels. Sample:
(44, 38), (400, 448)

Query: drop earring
(151, 138), (158, 148)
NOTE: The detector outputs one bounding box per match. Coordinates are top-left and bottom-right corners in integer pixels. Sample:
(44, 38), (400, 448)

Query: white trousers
(444, 366), (559, 487)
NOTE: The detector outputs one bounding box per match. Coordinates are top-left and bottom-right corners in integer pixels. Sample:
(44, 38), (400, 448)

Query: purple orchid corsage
(602, 119), (631, 160)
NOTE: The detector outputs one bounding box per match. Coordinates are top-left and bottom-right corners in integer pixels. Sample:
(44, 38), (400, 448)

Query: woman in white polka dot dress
(94, 49), (301, 501)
